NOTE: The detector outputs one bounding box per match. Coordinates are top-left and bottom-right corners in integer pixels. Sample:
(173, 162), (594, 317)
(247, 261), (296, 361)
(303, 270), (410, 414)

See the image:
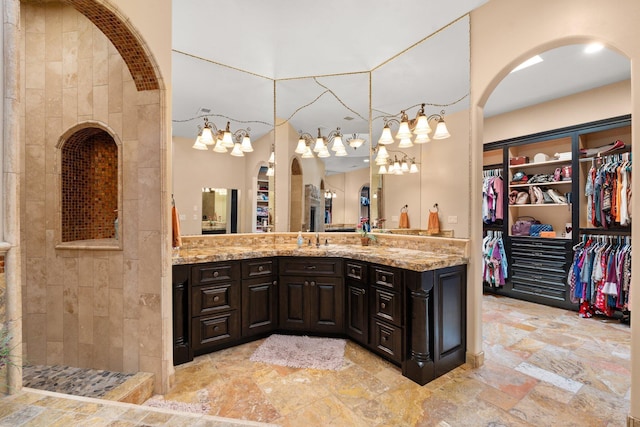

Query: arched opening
(60, 127), (119, 242)
(289, 158), (303, 231)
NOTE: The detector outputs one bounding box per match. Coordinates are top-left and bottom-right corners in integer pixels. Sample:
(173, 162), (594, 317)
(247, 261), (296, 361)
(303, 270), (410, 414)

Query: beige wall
(20, 3), (170, 393)
(326, 167), (370, 227)
(484, 80), (631, 143)
(470, 0), (640, 419)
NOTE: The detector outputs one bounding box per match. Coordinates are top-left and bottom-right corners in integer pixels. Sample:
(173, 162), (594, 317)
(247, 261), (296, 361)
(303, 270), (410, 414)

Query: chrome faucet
(315, 233), (320, 247)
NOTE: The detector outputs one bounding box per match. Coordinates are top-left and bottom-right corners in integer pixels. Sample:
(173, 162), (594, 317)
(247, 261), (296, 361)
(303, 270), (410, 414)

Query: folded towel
(172, 205), (182, 248)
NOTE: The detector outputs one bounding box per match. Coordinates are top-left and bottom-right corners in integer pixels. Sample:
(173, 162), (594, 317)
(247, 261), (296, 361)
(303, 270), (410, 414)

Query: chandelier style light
(375, 151), (419, 176)
(192, 118), (253, 157)
(377, 104), (450, 149)
(296, 127), (350, 159)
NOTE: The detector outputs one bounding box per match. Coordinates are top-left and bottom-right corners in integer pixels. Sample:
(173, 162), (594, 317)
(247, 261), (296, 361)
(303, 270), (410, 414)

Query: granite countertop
(173, 243), (468, 272)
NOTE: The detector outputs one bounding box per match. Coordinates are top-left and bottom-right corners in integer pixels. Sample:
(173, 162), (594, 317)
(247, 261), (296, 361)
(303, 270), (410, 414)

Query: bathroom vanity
(172, 233), (468, 386)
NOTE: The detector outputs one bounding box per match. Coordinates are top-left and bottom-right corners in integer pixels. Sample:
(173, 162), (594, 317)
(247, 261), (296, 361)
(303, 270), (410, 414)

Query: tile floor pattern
(163, 294), (631, 426)
(22, 365), (135, 398)
(1, 294), (631, 426)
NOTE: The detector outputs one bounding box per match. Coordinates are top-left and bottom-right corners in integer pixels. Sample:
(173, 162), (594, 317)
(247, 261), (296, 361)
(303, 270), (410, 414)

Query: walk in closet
(482, 115), (631, 321)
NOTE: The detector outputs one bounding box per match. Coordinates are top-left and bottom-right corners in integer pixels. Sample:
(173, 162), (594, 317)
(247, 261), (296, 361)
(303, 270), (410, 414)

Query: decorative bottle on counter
(297, 231), (303, 248)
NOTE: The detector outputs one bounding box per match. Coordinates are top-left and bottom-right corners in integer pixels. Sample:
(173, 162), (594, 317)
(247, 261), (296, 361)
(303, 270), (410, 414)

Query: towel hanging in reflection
(427, 205), (440, 235)
(399, 205), (410, 229)
(172, 205), (182, 248)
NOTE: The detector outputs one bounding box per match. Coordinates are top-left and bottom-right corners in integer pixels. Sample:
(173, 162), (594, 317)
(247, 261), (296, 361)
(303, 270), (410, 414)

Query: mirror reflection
(275, 73), (370, 232)
(201, 188), (238, 234)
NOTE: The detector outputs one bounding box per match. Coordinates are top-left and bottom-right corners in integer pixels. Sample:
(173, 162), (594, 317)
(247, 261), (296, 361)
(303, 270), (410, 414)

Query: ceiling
(171, 1), (631, 174)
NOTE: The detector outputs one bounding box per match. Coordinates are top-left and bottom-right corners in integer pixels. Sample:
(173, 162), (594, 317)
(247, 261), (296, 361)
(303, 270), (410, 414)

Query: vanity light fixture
(297, 127), (350, 158)
(378, 104), (451, 147)
(324, 190), (337, 199)
(192, 117), (253, 156)
(266, 143), (275, 176)
(376, 151), (419, 176)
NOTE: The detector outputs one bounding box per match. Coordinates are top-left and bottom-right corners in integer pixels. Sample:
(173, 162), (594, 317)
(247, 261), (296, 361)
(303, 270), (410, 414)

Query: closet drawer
(511, 258), (568, 277)
(511, 274), (567, 300)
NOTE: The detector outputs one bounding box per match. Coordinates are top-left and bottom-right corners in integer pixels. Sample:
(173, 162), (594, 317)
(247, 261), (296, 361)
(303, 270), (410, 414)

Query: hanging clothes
(569, 235), (631, 318)
(482, 168), (504, 224)
(482, 231), (508, 287)
(586, 153), (632, 229)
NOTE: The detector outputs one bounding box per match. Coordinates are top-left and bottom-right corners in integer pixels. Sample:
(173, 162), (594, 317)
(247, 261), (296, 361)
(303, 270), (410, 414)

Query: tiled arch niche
(59, 127), (119, 242)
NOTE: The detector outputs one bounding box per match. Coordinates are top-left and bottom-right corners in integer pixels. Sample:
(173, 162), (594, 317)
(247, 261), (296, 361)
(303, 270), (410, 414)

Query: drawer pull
(381, 275), (386, 282)
(305, 265), (317, 270)
(381, 302), (386, 309)
(213, 296), (220, 302)
(213, 271), (219, 278)
(258, 265), (264, 272)
(273, 280), (277, 286)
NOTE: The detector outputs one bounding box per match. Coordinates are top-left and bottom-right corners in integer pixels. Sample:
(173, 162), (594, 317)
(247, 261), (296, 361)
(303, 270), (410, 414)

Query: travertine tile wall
(20, 3), (166, 392)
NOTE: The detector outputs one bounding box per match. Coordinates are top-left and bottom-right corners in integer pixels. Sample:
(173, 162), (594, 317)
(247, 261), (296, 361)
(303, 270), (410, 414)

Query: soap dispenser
(297, 231), (303, 248)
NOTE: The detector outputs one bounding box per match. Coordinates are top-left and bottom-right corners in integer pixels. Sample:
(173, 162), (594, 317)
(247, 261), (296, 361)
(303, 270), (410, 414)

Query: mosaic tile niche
(61, 129), (118, 242)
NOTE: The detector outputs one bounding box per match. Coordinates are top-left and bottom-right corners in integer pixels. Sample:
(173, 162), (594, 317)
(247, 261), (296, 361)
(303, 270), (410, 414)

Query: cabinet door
(242, 276), (278, 336)
(279, 276), (307, 331)
(172, 265), (193, 365)
(309, 277), (344, 333)
(433, 265), (467, 377)
(346, 281), (368, 344)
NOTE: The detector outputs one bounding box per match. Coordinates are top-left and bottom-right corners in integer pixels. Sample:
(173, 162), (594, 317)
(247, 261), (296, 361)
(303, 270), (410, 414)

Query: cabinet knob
(304, 281), (309, 286)
(381, 302), (386, 309)
(213, 296), (220, 302)
(213, 326), (219, 331)
(305, 265), (317, 270)
(381, 275), (386, 282)
(258, 265), (264, 272)
(272, 280), (277, 286)
(311, 281), (316, 287)
(213, 271), (219, 278)
(382, 336), (388, 341)
(350, 268), (355, 275)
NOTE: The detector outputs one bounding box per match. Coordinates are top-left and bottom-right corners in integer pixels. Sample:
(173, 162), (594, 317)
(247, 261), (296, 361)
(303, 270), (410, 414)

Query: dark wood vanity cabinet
(172, 255), (467, 387)
(241, 259), (278, 337)
(369, 264), (404, 364)
(345, 261), (368, 345)
(278, 257), (344, 333)
(190, 261), (241, 355)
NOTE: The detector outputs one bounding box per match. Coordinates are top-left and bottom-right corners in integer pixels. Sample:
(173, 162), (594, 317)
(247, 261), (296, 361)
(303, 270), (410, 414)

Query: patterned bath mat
(250, 334), (346, 371)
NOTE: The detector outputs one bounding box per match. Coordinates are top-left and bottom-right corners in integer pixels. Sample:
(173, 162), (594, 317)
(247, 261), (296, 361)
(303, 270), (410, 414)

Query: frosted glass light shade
(318, 147), (330, 158)
(433, 119), (451, 139)
(398, 138), (413, 148)
(240, 136), (253, 152)
(313, 137), (326, 153)
(395, 120), (412, 139)
(335, 147), (347, 157)
(192, 136), (208, 150)
(413, 114), (431, 135)
(401, 161), (409, 172)
(213, 139), (228, 153)
(230, 142), (244, 157)
(378, 125), (394, 145)
(302, 146), (314, 158)
(295, 139), (307, 154)
(331, 135), (345, 152)
(378, 164), (387, 175)
(409, 162), (419, 173)
(375, 145), (389, 162)
(349, 138), (364, 149)
(200, 127), (215, 145)
(266, 166), (274, 176)
(414, 133), (431, 144)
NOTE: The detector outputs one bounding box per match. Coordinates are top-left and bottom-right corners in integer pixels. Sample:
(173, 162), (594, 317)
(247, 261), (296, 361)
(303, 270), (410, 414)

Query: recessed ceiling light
(363, 159), (369, 163)
(584, 43), (604, 54)
(510, 55), (543, 73)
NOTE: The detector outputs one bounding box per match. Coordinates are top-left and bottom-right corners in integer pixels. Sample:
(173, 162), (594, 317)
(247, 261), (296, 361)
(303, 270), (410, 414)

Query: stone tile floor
(2, 294), (632, 426)
(22, 365), (135, 398)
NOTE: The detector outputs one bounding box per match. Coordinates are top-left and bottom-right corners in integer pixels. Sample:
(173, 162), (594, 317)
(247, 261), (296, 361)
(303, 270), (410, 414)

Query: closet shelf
(508, 203), (569, 208)
(509, 158), (571, 169)
(509, 181), (571, 188)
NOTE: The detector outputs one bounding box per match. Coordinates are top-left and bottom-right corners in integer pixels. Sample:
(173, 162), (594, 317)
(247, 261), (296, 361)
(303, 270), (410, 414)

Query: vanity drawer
(191, 311), (240, 351)
(345, 261), (368, 283)
(371, 319), (402, 364)
(192, 282), (240, 316)
(371, 265), (402, 292)
(372, 287), (403, 327)
(242, 258), (276, 279)
(279, 257), (343, 276)
(191, 262), (240, 286)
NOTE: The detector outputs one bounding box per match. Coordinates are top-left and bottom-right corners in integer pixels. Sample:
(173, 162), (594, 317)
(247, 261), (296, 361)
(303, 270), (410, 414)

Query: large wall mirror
(275, 72), (370, 232)
(370, 16), (470, 233)
(171, 51), (275, 235)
